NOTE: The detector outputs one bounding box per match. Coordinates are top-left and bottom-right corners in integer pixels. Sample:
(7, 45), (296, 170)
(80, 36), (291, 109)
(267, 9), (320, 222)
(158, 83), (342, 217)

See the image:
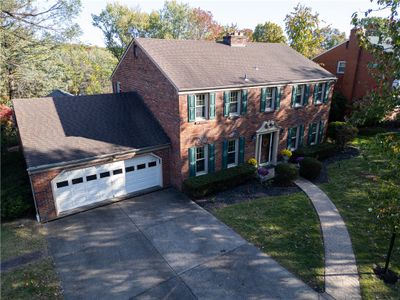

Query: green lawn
(214, 192), (325, 292)
(319, 136), (400, 299)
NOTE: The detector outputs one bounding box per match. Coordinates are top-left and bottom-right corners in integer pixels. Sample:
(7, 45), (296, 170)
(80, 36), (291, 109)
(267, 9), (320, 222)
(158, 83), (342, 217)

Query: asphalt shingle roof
(13, 92), (170, 169)
(135, 38), (335, 91)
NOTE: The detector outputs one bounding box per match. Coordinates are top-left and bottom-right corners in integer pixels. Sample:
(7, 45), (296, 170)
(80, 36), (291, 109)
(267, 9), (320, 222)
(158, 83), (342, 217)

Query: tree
(350, 1), (400, 125)
(155, 0), (191, 39)
(187, 8), (221, 40)
(320, 26), (346, 49)
(0, 0), (81, 102)
(92, 3), (149, 59)
(284, 4), (323, 58)
(253, 22), (286, 43)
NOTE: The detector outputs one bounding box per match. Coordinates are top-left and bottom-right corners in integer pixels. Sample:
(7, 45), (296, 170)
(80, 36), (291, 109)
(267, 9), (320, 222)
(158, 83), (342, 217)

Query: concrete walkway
(295, 178), (362, 300)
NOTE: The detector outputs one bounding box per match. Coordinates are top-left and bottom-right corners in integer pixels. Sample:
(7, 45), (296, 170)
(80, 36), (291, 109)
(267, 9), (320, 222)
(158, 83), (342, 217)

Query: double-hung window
(265, 87), (274, 110)
(195, 146), (208, 176)
(227, 139), (238, 167)
(294, 85), (305, 107)
(229, 91), (241, 115)
(287, 125), (304, 151)
(314, 83), (325, 104)
(337, 61), (346, 74)
(308, 123), (319, 145)
(195, 94), (208, 120)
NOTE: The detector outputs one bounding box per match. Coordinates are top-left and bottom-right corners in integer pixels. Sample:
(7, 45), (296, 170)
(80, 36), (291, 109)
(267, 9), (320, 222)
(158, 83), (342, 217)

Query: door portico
(255, 121), (281, 167)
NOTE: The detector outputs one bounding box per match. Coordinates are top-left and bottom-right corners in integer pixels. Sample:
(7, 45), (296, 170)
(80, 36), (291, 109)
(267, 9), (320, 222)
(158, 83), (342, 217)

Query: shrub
(299, 157), (322, 180)
(292, 143), (339, 160)
(327, 121), (358, 149)
(357, 126), (387, 137)
(183, 164), (255, 198)
(329, 91), (348, 122)
(274, 163), (298, 186)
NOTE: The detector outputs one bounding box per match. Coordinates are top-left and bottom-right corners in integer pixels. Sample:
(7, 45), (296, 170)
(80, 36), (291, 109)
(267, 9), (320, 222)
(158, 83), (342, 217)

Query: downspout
(28, 176), (41, 223)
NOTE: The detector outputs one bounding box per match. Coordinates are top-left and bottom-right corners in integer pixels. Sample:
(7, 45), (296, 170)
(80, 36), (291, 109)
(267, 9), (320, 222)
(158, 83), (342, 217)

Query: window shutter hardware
(260, 88), (266, 112)
(187, 95), (195, 122)
(275, 87), (281, 110)
(208, 144), (215, 173)
(223, 91), (230, 117)
(209, 93), (216, 119)
(188, 147), (196, 177)
(241, 89), (248, 114)
(291, 85), (297, 107)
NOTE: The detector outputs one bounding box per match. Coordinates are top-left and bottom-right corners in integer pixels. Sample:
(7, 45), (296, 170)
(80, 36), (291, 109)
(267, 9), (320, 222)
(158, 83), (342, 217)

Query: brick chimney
(223, 31), (247, 47)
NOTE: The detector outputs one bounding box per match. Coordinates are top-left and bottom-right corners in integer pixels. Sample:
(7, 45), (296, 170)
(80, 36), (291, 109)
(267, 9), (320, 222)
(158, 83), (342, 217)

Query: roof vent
(244, 74), (250, 81)
(223, 31), (247, 47)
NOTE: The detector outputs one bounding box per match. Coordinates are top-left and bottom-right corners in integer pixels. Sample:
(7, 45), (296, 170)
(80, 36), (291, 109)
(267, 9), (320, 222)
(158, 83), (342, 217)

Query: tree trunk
(384, 231), (396, 274)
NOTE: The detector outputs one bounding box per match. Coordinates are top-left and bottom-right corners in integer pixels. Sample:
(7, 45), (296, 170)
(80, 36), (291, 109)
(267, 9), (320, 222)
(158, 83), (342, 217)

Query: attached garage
(52, 154), (162, 214)
(13, 92), (170, 222)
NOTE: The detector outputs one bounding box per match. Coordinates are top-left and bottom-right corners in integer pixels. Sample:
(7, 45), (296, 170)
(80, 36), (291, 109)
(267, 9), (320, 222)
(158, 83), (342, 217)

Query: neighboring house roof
(47, 89), (74, 97)
(13, 92), (170, 170)
(131, 38), (335, 92)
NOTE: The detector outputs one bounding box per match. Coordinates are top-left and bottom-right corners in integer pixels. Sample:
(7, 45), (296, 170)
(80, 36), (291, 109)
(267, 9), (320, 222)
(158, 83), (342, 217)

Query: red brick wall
(314, 29), (377, 102)
(179, 85), (332, 181)
(30, 148), (170, 222)
(112, 43), (181, 187)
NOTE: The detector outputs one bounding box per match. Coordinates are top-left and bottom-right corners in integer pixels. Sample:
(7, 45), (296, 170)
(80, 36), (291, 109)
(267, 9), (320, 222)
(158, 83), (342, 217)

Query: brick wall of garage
(30, 148), (170, 222)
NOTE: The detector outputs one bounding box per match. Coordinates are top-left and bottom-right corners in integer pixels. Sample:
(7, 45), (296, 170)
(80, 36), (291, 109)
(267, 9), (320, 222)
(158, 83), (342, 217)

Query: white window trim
(265, 87), (276, 112)
(294, 85), (305, 107)
(195, 93), (209, 121)
(309, 122), (320, 146)
(315, 83), (325, 104)
(227, 139), (239, 168)
(337, 61), (346, 74)
(290, 127), (301, 151)
(116, 81), (121, 93)
(195, 146), (208, 176)
(228, 90), (241, 116)
(257, 133), (275, 165)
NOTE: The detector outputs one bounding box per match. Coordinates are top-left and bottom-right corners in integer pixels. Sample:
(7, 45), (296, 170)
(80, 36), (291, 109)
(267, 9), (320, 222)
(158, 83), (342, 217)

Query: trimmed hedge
(292, 143), (339, 161)
(299, 157), (322, 180)
(183, 164), (255, 198)
(274, 163), (298, 186)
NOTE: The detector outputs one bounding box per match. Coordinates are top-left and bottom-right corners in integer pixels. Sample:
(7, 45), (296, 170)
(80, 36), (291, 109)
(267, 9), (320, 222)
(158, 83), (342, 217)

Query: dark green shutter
(287, 128), (294, 149)
(291, 85), (297, 107)
(303, 85), (310, 106)
(318, 120), (325, 143)
(323, 82), (331, 103)
(222, 140), (228, 169)
(275, 87), (281, 110)
(260, 88), (266, 112)
(208, 144), (215, 173)
(299, 125), (305, 147)
(223, 91), (230, 117)
(188, 147), (196, 177)
(313, 84), (319, 104)
(241, 89), (248, 114)
(209, 93), (216, 119)
(187, 95), (195, 122)
(239, 137), (245, 164)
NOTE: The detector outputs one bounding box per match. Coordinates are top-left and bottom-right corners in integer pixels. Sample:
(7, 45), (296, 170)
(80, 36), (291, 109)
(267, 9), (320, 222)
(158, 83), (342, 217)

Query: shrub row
(274, 163), (298, 186)
(299, 157), (322, 180)
(292, 143), (339, 161)
(183, 164), (255, 198)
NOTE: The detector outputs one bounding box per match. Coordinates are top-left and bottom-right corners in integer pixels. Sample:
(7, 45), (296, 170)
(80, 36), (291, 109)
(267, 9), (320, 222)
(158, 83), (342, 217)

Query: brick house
(313, 28), (378, 103)
(14, 33), (335, 222)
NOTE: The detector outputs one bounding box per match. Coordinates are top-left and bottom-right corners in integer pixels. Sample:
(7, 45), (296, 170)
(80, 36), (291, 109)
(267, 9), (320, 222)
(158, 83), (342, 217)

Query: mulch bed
(196, 146), (360, 211)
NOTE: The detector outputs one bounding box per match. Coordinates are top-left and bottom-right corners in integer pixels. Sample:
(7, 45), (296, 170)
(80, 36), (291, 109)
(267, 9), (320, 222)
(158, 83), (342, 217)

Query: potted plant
(257, 166), (269, 182)
(280, 149), (292, 163)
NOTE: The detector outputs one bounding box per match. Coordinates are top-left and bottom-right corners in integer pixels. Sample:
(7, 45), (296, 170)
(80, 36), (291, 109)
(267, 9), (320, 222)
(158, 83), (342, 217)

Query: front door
(257, 132), (275, 165)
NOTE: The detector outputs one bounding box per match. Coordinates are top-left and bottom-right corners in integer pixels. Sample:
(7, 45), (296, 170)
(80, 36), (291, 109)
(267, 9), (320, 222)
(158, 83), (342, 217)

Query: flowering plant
(295, 156), (304, 163)
(247, 158), (257, 166)
(280, 149), (292, 158)
(257, 167), (269, 177)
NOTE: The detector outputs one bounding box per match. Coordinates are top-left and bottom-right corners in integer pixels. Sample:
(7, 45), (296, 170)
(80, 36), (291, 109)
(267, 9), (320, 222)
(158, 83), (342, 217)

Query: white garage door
(52, 154), (162, 213)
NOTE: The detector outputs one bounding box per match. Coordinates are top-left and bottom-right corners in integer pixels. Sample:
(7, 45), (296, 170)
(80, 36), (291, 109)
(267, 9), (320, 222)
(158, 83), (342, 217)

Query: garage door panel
(52, 154), (162, 214)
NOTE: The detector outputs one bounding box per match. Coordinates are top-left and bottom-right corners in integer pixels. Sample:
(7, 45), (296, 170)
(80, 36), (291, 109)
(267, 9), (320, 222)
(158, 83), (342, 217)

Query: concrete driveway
(46, 188), (322, 299)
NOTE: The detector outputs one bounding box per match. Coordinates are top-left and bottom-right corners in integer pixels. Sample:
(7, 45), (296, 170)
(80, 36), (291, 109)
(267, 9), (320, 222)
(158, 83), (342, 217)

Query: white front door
(52, 154), (163, 214)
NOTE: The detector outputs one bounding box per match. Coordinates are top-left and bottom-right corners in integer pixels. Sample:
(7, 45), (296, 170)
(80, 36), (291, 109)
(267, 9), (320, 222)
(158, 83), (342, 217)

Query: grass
(319, 136), (400, 299)
(214, 192), (325, 292)
(1, 219), (46, 261)
(1, 258), (62, 299)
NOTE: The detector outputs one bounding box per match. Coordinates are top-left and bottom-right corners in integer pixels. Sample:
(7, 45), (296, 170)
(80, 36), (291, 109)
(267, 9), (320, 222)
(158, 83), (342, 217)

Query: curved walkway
(295, 178), (362, 300)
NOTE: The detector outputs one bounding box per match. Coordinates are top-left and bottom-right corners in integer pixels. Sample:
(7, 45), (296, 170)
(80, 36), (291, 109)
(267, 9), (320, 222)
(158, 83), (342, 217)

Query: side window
(228, 91), (241, 115)
(337, 61), (346, 74)
(56, 181), (69, 188)
(195, 94), (208, 120)
(195, 146), (208, 175)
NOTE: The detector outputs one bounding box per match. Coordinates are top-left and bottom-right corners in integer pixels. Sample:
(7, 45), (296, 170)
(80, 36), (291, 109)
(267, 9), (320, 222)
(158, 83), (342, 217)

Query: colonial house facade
(112, 33), (335, 188)
(14, 33), (335, 222)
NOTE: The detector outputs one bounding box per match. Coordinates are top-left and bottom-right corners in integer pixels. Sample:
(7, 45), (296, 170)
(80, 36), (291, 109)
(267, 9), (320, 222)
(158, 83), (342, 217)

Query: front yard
(214, 192), (325, 292)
